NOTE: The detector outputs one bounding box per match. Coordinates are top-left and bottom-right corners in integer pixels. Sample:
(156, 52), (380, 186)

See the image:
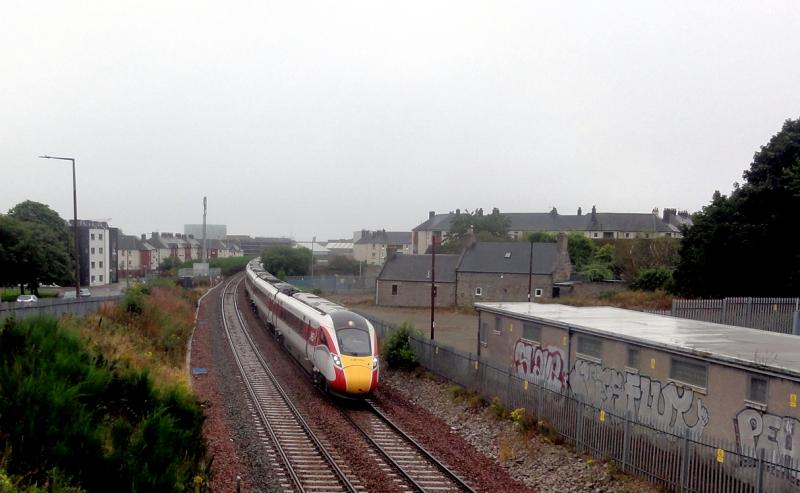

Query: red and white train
(245, 259), (379, 397)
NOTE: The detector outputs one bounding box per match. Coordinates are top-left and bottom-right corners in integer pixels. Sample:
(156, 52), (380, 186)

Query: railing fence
(644, 297), (800, 335)
(364, 313), (800, 493)
(0, 295), (123, 320)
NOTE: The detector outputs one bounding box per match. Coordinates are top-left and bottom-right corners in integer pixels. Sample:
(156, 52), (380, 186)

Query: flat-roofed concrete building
(474, 301), (800, 463)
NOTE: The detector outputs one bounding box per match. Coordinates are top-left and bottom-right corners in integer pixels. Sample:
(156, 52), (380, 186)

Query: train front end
(326, 311), (379, 397)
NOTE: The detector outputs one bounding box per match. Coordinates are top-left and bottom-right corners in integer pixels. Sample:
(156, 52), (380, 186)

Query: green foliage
(675, 117), (800, 296)
(613, 237), (681, 282)
(439, 209), (511, 253)
(630, 267), (675, 292)
(158, 256), (183, 273)
(122, 285), (146, 314)
(381, 322), (418, 370)
(261, 246), (311, 276)
(323, 256), (362, 275)
(524, 231), (556, 243)
(566, 233), (595, 270)
(579, 263), (614, 281)
(575, 242), (616, 281)
(489, 396), (507, 419)
(0, 201), (73, 294)
(0, 316), (205, 492)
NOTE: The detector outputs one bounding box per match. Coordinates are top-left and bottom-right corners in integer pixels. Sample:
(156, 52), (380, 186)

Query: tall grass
(0, 285), (207, 491)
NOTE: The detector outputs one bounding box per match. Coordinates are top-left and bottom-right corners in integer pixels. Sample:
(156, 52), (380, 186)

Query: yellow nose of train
(340, 355), (375, 394)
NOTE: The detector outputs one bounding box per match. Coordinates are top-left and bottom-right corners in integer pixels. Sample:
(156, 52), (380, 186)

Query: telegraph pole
(201, 196), (207, 262)
(430, 236), (437, 340)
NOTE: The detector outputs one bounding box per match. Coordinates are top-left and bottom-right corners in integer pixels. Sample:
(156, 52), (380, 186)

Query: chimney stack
(577, 207), (582, 216)
(465, 225), (477, 250)
(141, 234), (146, 241)
(429, 210), (435, 219)
(492, 207), (500, 215)
(151, 232), (158, 239)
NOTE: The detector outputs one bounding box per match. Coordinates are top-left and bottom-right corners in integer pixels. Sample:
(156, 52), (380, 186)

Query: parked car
(16, 295), (38, 303)
(79, 288), (91, 297)
(62, 291), (77, 299)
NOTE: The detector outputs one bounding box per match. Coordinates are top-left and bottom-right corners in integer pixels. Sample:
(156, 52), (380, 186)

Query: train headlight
(331, 353), (342, 368)
(372, 356), (379, 369)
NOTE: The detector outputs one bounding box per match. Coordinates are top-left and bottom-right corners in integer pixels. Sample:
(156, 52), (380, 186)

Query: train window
(627, 347), (640, 370)
(522, 322), (541, 342)
(577, 335), (602, 360)
(494, 316), (502, 334)
(337, 328), (371, 356)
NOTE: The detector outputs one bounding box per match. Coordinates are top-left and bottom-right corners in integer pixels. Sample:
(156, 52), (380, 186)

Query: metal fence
(645, 298), (800, 335)
(365, 314), (800, 493)
(287, 274), (375, 294)
(0, 295), (123, 320)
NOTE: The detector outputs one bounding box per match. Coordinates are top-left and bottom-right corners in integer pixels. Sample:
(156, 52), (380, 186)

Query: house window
(99, 261), (103, 268)
(475, 287), (482, 296)
(391, 284), (398, 295)
(91, 247), (95, 254)
(91, 261), (95, 269)
(90, 233), (95, 240)
(577, 335), (602, 359)
(494, 316), (502, 334)
(625, 233), (630, 238)
(99, 233), (103, 240)
(522, 322), (541, 342)
(603, 232), (614, 239)
(747, 374), (769, 404)
(99, 275), (103, 282)
(91, 275), (96, 282)
(534, 288), (543, 297)
(627, 346), (640, 369)
(99, 247), (104, 254)
(593, 233), (599, 238)
(670, 357), (708, 389)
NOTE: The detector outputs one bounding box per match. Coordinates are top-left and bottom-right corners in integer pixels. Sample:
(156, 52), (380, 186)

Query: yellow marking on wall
(716, 448), (725, 463)
(650, 358), (656, 369)
(523, 380), (528, 390)
(509, 323), (513, 332)
(474, 360), (479, 370)
(599, 410), (606, 422)
(435, 346), (438, 355)
(791, 394), (798, 408)
(562, 336), (567, 345)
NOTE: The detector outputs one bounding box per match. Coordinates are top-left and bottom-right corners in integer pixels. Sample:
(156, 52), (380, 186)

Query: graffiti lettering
(735, 408), (800, 483)
(569, 359), (709, 437)
(513, 340), (567, 391)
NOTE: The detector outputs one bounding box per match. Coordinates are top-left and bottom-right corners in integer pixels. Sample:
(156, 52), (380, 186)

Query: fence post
(621, 411), (631, 473)
(679, 430), (690, 492)
(792, 308), (800, 336)
(746, 297), (754, 327)
(721, 298), (728, 325)
(756, 447), (764, 493)
(671, 299), (676, 317)
(537, 384), (544, 425)
(575, 396), (584, 454)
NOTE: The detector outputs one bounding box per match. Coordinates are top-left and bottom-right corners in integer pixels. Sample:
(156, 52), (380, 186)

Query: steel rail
(220, 275), (358, 493)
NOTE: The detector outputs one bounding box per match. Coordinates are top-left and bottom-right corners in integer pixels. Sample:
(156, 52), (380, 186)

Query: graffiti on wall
(569, 359), (710, 437)
(513, 339), (567, 391)
(735, 408), (800, 483)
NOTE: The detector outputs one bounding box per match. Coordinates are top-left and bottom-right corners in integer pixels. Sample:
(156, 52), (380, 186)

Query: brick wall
(376, 280), (456, 307)
(456, 272), (554, 306)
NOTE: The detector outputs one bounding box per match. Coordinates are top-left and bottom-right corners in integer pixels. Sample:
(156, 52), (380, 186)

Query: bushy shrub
(381, 322), (418, 370)
(630, 267), (675, 292)
(0, 316), (205, 492)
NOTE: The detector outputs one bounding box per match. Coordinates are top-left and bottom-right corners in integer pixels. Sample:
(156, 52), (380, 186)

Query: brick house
(375, 254), (460, 307)
(377, 234), (572, 307)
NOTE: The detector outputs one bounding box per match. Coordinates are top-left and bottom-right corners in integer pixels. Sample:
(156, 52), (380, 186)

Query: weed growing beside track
(0, 281), (208, 492)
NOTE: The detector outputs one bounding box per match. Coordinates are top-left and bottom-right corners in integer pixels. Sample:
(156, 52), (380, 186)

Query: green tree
(566, 233), (595, 270)
(324, 256), (361, 275)
(3, 201), (73, 294)
(439, 209), (510, 253)
(523, 231), (556, 243)
(613, 237), (681, 282)
(675, 117), (800, 297)
(261, 246), (311, 276)
(158, 256), (182, 273)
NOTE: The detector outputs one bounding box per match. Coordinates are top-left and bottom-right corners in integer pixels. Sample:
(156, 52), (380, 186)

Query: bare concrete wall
(376, 280), (455, 307)
(456, 272), (553, 307)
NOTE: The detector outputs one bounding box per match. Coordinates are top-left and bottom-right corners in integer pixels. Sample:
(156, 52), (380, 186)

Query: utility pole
(430, 236), (437, 340)
(201, 196), (207, 262)
(310, 236), (316, 276)
(528, 237), (534, 302)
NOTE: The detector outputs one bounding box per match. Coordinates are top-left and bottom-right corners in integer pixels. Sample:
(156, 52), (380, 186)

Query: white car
(62, 291), (77, 299)
(16, 295), (38, 303)
(79, 288), (91, 297)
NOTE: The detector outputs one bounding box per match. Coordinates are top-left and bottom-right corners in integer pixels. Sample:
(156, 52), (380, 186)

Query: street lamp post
(39, 155), (80, 299)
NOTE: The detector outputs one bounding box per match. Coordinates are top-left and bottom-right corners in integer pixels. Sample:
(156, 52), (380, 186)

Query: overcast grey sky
(2, 2), (799, 241)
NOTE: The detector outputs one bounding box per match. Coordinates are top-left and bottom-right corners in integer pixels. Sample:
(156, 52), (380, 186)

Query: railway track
(220, 276), (361, 493)
(343, 401), (476, 493)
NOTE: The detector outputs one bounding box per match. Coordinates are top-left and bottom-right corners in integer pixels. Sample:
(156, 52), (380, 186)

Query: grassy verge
(0, 280), (208, 492)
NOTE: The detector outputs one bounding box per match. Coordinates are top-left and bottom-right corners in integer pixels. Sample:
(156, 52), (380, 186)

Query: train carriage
(245, 259), (379, 397)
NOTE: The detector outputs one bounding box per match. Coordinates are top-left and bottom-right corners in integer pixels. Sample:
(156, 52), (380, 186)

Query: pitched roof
(457, 241), (557, 275)
(378, 254), (460, 282)
(587, 213), (676, 233)
(354, 231), (412, 245)
(118, 234), (141, 250)
(412, 214), (457, 232)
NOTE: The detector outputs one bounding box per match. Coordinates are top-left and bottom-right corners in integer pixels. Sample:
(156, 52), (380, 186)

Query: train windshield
(336, 328), (371, 356)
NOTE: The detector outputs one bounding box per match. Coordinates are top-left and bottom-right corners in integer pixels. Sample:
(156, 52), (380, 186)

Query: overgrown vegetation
(630, 267), (675, 292)
(0, 312), (206, 492)
(381, 322), (419, 370)
(438, 209), (511, 253)
(177, 256), (254, 277)
(261, 246), (311, 278)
